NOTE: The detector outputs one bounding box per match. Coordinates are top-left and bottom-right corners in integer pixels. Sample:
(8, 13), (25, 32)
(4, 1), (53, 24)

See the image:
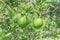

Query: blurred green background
(0, 0), (60, 40)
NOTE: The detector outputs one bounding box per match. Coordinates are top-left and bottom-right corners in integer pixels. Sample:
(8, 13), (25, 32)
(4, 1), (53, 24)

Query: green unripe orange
(18, 16), (27, 27)
(34, 18), (43, 28)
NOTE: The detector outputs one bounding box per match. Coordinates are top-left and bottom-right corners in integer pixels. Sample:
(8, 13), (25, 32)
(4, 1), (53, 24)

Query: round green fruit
(34, 18), (43, 28)
(18, 16), (27, 27)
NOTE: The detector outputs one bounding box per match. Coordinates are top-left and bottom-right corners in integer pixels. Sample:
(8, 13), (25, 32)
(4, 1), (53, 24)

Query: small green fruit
(34, 18), (43, 28)
(18, 16), (27, 27)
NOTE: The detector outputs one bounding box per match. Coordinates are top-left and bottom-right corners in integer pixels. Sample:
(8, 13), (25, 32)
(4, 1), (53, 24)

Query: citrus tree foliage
(0, 0), (60, 40)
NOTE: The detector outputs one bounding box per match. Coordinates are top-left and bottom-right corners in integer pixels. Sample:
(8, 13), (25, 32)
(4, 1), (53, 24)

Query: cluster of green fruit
(13, 13), (43, 29)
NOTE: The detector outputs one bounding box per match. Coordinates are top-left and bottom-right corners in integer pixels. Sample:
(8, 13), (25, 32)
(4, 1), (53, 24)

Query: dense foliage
(0, 0), (60, 40)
